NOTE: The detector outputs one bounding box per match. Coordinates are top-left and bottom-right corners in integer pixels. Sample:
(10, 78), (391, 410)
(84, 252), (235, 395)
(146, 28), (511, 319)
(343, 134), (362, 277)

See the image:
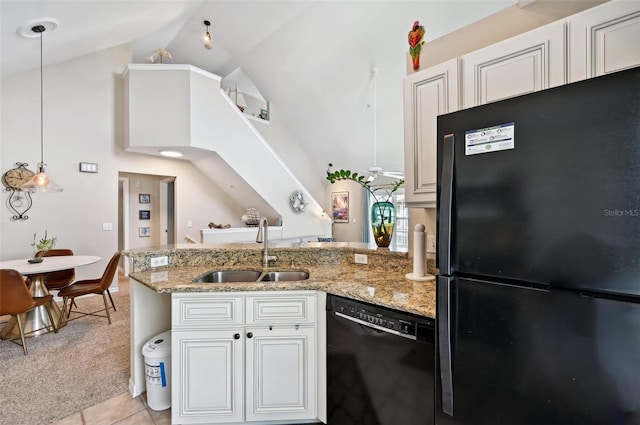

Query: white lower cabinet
(245, 326), (316, 422)
(173, 328), (244, 423)
(172, 292), (318, 425)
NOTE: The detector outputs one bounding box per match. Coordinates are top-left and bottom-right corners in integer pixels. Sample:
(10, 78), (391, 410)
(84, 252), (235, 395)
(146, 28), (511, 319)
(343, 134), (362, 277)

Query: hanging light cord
(34, 25), (45, 166)
(372, 68), (377, 167)
(39, 29), (44, 164)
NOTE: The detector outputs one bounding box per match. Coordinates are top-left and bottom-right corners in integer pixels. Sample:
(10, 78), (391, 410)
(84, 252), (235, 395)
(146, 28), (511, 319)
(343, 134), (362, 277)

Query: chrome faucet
(256, 217), (278, 267)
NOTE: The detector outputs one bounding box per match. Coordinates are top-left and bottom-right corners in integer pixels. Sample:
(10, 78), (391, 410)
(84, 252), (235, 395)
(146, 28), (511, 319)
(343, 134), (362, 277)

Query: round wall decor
(289, 190), (307, 214)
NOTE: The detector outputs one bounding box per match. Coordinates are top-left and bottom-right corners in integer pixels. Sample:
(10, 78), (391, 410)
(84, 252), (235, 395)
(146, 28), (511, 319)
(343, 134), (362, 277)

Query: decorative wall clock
(3, 162), (35, 220)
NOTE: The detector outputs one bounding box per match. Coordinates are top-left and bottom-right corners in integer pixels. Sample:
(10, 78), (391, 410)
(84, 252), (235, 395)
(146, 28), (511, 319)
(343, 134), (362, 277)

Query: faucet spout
(256, 217), (278, 267)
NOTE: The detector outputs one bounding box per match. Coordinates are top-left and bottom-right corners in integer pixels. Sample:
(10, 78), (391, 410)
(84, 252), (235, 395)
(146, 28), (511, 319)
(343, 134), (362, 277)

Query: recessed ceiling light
(160, 150), (183, 158)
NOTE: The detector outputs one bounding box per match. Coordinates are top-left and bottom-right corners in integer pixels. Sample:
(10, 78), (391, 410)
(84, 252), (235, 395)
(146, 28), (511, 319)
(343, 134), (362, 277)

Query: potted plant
(30, 230), (56, 262)
(327, 169), (404, 247)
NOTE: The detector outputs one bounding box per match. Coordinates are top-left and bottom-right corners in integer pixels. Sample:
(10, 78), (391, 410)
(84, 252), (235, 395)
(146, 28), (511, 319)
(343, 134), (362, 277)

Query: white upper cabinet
(403, 58), (459, 207)
(568, 0), (640, 82)
(404, 1), (640, 211)
(461, 20), (566, 109)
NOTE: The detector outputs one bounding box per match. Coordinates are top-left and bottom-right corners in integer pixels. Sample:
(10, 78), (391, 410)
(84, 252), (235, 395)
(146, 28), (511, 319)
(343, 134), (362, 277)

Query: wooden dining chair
(0, 269), (58, 355)
(35, 248), (76, 290)
(58, 252), (121, 324)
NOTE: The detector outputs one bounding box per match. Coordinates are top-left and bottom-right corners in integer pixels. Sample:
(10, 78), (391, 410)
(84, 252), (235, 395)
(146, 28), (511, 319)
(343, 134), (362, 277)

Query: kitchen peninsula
(125, 242), (436, 424)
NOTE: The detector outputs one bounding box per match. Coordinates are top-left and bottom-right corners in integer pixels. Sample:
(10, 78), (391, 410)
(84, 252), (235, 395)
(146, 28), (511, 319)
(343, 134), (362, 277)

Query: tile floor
(50, 388), (171, 425)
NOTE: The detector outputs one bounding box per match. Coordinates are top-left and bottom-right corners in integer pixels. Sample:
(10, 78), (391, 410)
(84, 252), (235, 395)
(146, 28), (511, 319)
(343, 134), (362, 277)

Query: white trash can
(142, 330), (171, 411)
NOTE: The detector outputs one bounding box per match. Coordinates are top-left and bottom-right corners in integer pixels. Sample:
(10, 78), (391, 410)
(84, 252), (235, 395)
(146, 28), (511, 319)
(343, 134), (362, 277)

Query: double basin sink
(194, 269), (310, 283)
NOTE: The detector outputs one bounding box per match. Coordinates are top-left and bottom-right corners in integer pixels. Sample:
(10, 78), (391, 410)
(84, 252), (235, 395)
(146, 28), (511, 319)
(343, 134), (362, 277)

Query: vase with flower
(327, 169), (404, 248)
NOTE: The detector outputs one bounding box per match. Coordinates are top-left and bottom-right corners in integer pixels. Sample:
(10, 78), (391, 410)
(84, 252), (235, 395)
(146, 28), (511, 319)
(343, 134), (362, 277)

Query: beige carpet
(0, 273), (131, 425)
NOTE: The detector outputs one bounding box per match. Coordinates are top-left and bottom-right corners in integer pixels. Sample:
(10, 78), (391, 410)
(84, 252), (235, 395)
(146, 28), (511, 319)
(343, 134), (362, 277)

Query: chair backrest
(98, 252), (122, 291)
(0, 269), (34, 316)
(36, 249), (75, 289)
(36, 249), (74, 258)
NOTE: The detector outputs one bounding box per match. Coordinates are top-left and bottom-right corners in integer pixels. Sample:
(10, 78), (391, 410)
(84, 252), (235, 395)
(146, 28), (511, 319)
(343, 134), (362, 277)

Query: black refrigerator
(435, 66), (640, 425)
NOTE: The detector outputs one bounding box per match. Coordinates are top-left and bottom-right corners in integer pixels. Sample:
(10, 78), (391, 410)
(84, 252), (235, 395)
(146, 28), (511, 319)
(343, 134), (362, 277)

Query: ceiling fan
(361, 68), (404, 184)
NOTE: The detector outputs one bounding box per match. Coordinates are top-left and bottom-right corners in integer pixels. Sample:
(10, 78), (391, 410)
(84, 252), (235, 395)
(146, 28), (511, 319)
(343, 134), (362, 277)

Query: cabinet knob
(246, 332), (253, 339)
(234, 333), (240, 340)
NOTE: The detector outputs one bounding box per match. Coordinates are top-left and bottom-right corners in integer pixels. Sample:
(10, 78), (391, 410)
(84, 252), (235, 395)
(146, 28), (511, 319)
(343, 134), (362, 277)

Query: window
(391, 192), (408, 251)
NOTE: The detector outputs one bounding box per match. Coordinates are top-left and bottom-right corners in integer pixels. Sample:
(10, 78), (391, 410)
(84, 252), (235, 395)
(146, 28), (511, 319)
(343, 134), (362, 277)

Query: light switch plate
(427, 235), (436, 253)
(102, 223), (113, 231)
(79, 162), (98, 173)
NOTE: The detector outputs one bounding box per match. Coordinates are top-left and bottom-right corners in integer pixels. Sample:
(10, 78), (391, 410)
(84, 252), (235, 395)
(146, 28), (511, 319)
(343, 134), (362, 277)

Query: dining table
(0, 255), (101, 339)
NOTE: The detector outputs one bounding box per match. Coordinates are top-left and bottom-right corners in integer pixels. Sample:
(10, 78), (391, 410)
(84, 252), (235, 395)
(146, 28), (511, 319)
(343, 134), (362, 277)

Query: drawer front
(172, 294), (243, 328)
(246, 294), (316, 325)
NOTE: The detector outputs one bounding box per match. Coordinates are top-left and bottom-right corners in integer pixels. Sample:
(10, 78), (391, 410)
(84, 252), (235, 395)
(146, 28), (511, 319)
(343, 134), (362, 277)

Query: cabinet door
(172, 329), (244, 424)
(403, 58), (459, 207)
(245, 326), (317, 422)
(568, 0), (640, 82)
(462, 20), (566, 109)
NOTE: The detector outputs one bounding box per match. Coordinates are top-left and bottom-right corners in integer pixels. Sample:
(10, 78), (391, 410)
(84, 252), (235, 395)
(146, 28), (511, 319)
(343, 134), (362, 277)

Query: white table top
(0, 255), (101, 275)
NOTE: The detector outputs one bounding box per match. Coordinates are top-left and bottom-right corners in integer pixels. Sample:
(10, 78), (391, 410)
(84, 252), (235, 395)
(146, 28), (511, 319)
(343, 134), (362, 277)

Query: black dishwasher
(326, 294), (435, 425)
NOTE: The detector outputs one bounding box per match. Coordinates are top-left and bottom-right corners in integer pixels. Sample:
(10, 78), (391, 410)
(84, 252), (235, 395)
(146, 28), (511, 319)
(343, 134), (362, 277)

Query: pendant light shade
(21, 24), (63, 193)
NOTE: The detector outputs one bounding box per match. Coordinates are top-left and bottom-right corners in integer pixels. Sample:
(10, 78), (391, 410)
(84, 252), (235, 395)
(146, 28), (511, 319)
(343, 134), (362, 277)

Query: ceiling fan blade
(382, 171), (404, 178)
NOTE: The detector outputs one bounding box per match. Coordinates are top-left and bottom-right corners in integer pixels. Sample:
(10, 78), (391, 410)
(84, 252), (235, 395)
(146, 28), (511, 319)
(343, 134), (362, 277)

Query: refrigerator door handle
(438, 275), (454, 416)
(438, 134), (455, 274)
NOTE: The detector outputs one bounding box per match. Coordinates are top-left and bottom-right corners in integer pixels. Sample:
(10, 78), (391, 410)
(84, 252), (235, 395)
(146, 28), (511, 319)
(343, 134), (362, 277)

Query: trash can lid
(142, 330), (171, 357)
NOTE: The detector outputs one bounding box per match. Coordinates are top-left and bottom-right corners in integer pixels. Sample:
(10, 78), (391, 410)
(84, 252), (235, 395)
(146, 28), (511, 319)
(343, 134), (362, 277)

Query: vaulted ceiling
(1, 0), (517, 182)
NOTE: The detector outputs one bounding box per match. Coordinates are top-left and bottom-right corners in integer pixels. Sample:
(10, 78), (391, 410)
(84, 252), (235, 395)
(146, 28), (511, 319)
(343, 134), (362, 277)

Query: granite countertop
(125, 243), (437, 318)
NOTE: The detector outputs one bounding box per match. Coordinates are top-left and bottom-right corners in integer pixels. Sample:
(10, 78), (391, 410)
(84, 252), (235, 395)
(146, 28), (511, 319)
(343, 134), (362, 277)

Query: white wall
(0, 44), (253, 280)
(253, 102), (325, 206)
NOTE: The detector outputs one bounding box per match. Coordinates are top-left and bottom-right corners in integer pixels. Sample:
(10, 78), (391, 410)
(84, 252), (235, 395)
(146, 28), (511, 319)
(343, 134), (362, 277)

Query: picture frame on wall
(331, 191), (349, 223)
(139, 227), (151, 237)
(139, 194), (151, 204)
(139, 210), (151, 220)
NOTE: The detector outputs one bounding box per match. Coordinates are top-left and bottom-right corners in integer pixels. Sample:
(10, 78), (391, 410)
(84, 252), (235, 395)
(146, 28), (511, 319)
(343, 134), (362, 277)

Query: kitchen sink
(259, 271), (310, 282)
(193, 269), (310, 283)
(193, 270), (262, 283)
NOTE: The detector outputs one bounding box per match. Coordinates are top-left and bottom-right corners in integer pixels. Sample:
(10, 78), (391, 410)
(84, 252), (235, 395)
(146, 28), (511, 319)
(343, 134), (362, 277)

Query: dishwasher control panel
(329, 295), (434, 340)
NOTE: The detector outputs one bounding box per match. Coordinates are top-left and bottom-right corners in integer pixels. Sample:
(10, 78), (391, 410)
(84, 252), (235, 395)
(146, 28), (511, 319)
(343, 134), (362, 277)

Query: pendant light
(203, 20), (213, 50)
(22, 24), (63, 193)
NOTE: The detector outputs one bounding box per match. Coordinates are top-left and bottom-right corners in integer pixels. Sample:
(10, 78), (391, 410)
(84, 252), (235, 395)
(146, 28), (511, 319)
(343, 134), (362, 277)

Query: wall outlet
(150, 256), (169, 267)
(102, 223), (113, 231)
(355, 254), (368, 264)
(427, 234), (436, 254)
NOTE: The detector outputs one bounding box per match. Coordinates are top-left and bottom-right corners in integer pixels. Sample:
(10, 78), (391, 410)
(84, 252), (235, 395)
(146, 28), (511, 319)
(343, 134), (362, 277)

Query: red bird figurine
(408, 21), (426, 70)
